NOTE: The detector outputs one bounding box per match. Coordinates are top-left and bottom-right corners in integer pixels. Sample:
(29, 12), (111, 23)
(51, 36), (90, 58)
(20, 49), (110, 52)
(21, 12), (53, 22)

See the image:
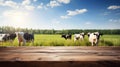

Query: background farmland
(0, 34), (120, 46)
(0, 26), (120, 46)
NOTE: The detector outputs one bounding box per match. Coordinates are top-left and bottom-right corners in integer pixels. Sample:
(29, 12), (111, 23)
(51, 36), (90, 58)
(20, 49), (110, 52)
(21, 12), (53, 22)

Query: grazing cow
(0, 33), (16, 45)
(16, 32), (34, 46)
(61, 34), (72, 40)
(74, 32), (85, 41)
(3, 33), (16, 42)
(0, 33), (16, 42)
(24, 33), (34, 42)
(88, 32), (102, 46)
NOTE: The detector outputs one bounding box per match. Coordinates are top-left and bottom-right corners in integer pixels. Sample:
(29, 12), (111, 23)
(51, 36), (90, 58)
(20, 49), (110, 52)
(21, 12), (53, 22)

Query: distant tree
(0, 26), (120, 34)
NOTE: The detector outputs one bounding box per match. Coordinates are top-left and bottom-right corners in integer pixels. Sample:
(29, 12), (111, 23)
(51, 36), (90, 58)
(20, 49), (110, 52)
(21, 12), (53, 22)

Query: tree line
(0, 26), (120, 35)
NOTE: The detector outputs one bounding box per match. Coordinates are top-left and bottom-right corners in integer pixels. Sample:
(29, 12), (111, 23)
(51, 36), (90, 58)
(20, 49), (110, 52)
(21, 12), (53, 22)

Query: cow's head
(94, 32), (103, 39)
(87, 32), (91, 37)
(80, 32), (85, 38)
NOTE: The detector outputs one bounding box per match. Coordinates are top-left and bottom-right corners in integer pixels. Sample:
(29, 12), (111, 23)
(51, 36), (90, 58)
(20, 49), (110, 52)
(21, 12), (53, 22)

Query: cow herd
(61, 32), (103, 46)
(0, 32), (34, 46)
(0, 32), (102, 46)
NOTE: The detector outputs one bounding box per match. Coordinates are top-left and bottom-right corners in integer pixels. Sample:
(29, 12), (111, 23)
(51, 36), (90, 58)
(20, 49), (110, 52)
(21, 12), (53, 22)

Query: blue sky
(0, 0), (120, 30)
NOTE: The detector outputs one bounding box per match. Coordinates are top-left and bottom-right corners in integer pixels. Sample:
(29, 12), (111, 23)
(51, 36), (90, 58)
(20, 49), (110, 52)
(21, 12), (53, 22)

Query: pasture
(0, 34), (120, 46)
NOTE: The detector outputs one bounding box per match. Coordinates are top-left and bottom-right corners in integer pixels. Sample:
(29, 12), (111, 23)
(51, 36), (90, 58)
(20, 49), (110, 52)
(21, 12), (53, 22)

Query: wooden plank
(0, 46), (120, 61)
(0, 46), (120, 67)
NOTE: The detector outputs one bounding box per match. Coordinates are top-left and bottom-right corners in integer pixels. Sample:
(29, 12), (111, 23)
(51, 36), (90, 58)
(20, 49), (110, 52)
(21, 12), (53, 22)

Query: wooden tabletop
(0, 46), (120, 67)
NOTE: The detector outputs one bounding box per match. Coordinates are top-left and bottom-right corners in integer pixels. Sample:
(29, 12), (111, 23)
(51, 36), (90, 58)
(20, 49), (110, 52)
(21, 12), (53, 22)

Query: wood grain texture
(0, 46), (120, 67)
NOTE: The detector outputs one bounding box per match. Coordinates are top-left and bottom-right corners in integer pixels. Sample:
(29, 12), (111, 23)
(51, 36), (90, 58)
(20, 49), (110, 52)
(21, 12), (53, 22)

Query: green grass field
(0, 34), (120, 46)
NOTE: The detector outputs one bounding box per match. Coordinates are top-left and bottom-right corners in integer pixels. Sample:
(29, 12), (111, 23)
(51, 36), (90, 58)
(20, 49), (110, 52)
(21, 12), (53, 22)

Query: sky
(0, 0), (120, 30)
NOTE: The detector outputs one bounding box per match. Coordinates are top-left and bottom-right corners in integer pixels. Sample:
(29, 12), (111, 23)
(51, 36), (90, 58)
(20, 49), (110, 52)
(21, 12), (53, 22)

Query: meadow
(0, 34), (120, 46)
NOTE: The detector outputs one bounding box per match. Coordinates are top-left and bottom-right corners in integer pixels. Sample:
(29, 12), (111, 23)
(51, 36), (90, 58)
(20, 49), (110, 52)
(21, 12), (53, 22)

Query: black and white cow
(74, 32), (85, 41)
(61, 34), (72, 40)
(88, 32), (103, 46)
(3, 33), (16, 42)
(0, 33), (16, 42)
(0, 33), (16, 45)
(16, 32), (34, 46)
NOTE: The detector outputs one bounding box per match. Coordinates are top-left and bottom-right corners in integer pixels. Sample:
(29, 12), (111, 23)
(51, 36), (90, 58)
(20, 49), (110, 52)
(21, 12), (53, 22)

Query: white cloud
(33, 0), (37, 2)
(85, 22), (91, 25)
(57, 0), (70, 4)
(0, 0), (35, 11)
(0, 0), (3, 2)
(46, 0), (71, 8)
(37, 3), (43, 9)
(102, 12), (111, 15)
(21, 0), (35, 11)
(61, 9), (87, 19)
(47, 0), (60, 8)
(5, 1), (18, 8)
(60, 15), (69, 19)
(37, 3), (48, 10)
(108, 5), (120, 10)
(0, 0), (18, 9)
(24, 5), (35, 11)
(22, 0), (31, 6)
(44, 6), (48, 10)
(108, 19), (120, 29)
(67, 9), (87, 16)
(52, 19), (60, 24)
(0, 0), (4, 5)
(0, 0), (70, 10)
(109, 19), (113, 22)
(109, 19), (120, 23)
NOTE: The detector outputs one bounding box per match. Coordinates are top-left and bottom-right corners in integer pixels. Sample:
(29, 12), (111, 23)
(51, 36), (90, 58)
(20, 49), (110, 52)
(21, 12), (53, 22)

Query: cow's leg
(96, 40), (99, 46)
(29, 39), (34, 46)
(95, 39), (98, 46)
(19, 41), (21, 46)
(32, 39), (34, 45)
(82, 37), (84, 41)
(22, 39), (26, 46)
(91, 42), (94, 46)
(79, 37), (82, 41)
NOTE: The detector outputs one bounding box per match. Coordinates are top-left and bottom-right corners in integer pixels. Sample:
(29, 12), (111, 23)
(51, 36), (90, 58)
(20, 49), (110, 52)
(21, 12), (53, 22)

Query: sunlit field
(0, 34), (120, 46)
